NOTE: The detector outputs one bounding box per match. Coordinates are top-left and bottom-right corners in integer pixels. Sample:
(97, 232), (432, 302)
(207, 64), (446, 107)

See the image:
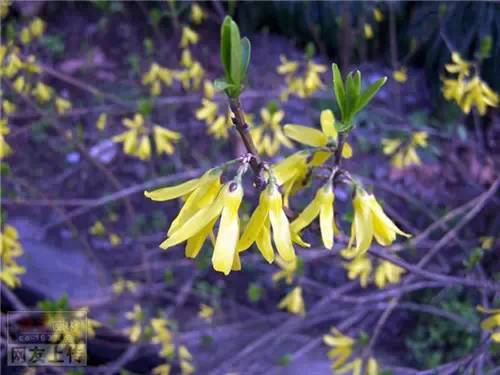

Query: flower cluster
(250, 106), (292, 156)
(442, 52), (498, 115)
(277, 55), (327, 100)
(381, 131), (428, 169)
(477, 305), (500, 343)
(112, 113), (181, 160)
(0, 224), (25, 288)
(323, 326), (379, 374)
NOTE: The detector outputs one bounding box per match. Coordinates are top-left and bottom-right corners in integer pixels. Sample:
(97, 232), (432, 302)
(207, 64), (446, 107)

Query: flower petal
(284, 124), (327, 147)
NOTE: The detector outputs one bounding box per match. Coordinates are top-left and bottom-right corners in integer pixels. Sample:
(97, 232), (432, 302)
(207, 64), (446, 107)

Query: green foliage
(247, 282), (263, 303)
(406, 289), (480, 369)
(37, 294), (70, 319)
(41, 34), (65, 58)
(332, 63), (386, 132)
(277, 353), (291, 366)
(218, 16), (251, 98)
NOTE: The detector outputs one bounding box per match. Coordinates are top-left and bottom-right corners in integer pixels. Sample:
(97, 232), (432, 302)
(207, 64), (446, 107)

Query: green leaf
(220, 16), (232, 79)
(229, 19), (242, 86)
(354, 70), (361, 98)
(332, 63), (345, 119)
(344, 72), (356, 123)
(240, 37), (251, 81)
(213, 78), (232, 91)
(355, 76), (387, 113)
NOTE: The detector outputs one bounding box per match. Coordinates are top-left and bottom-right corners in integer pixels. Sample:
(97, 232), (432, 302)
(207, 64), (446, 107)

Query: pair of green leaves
(216, 16), (251, 98)
(332, 63), (387, 132)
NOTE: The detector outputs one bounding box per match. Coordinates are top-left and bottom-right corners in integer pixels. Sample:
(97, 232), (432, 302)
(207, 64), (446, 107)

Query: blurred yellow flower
(180, 26), (199, 48)
(125, 304), (143, 342)
(277, 55), (299, 75)
(277, 55), (326, 99)
(198, 304), (214, 322)
(32, 81), (53, 103)
(0, 119), (12, 159)
(373, 8), (384, 22)
(0, 224), (25, 288)
(374, 260), (405, 288)
(477, 305), (500, 342)
(344, 256), (372, 288)
(278, 286), (305, 316)
(250, 108), (292, 156)
(2, 100), (16, 115)
(153, 364), (171, 375)
(382, 131), (428, 169)
(190, 3), (205, 25)
(112, 278), (138, 295)
(364, 23), (374, 39)
(96, 113), (107, 130)
(479, 236), (494, 250)
(151, 317), (175, 357)
(272, 256), (299, 285)
(323, 326), (354, 369)
(273, 151), (310, 206)
(30, 17), (46, 38)
(55, 96), (72, 114)
(393, 67), (407, 83)
(89, 220), (105, 236)
(109, 233), (122, 246)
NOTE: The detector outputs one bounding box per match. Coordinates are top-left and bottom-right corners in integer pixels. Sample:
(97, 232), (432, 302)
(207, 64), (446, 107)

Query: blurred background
(1, 1), (499, 374)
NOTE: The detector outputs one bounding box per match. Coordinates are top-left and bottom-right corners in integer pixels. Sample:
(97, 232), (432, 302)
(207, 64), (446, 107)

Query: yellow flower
(109, 233), (122, 246)
(179, 345), (192, 361)
(180, 360), (196, 375)
(179, 345), (196, 374)
(203, 79), (215, 99)
(278, 286), (305, 316)
(343, 189), (410, 258)
(198, 304), (214, 322)
(412, 131), (428, 147)
(277, 55), (299, 75)
(151, 317), (175, 357)
(30, 17), (45, 38)
(250, 108), (292, 156)
(96, 113), (107, 130)
(273, 151), (310, 206)
(55, 97), (72, 114)
(364, 23), (374, 39)
(477, 305), (500, 342)
(125, 304), (143, 342)
(89, 220), (105, 236)
(0, 119), (12, 159)
(20, 27), (32, 44)
(303, 61), (327, 97)
(3, 52), (23, 78)
(190, 3), (205, 24)
(393, 67), (407, 83)
(445, 52), (470, 77)
(237, 181), (296, 263)
(323, 326), (354, 369)
(33, 82), (53, 103)
(196, 99), (218, 123)
(153, 125), (182, 156)
(112, 114), (150, 160)
(381, 138), (401, 156)
(382, 132), (428, 169)
(479, 236), (494, 250)
(284, 109), (353, 159)
(180, 26), (199, 48)
(180, 48), (193, 68)
(290, 182), (335, 249)
(272, 256), (299, 285)
(0, 224), (25, 288)
(2, 100), (16, 115)
(373, 8), (384, 22)
(0, 0), (10, 19)
(158, 181), (243, 275)
(344, 256), (372, 288)
(153, 364), (171, 375)
(188, 61), (204, 90)
(112, 278), (137, 295)
(460, 76), (499, 115)
(374, 260), (405, 288)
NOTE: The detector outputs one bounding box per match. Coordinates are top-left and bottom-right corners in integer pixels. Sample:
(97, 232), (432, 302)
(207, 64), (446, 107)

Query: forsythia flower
(89, 220), (105, 236)
(284, 109), (353, 159)
(153, 178), (243, 275)
(151, 317), (175, 357)
(272, 256), (299, 285)
(180, 26), (199, 48)
(2, 100), (16, 115)
(273, 151), (310, 206)
(374, 260), (405, 288)
(343, 188), (410, 258)
(479, 236), (494, 250)
(323, 327), (354, 369)
(112, 278), (138, 295)
(324, 327), (379, 374)
(237, 180), (296, 263)
(55, 97), (72, 114)
(198, 304), (214, 322)
(277, 55), (326, 100)
(393, 67), (408, 83)
(96, 113), (107, 130)
(109, 233), (122, 246)
(344, 256), (372, 288)
(30, 17), (46, 37)
(373, 8), (384, 22)
(179, 345), (196, 374)
(291, 182), (335, 249)
(250, 107), (293, 156)
(32, 81), (53, 103)
(125, 304), (143, 343)
(142, 63), (174, 96)
(477, 305), (500, 343)
(190, 3), (205, 24)
(442, 52), (499, 115)
(113, 114), (181, 160)
(0, 119), (13, 159)
(0, 224), (25, 288)
(278, 286), (305, 316)
(382, 131), (428, 169)
(153, 364), (171, 375)
(364, 23), (374, 39)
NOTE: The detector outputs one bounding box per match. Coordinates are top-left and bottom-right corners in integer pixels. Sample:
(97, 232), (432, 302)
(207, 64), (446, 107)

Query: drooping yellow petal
(284, 124), (327, 147)
(237, 193), (269, 252)
(319, 186), (334, 249)
(268, 186), (296, 262)
(212, 183), (243, 275)
(255, 218), (275, 263)
(351, 192), (374, 255)
(145, 178), (200, 201)
(367, 194), (411, 246)
(320, 109), (338, 138)
(185, 218), (216, 258)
